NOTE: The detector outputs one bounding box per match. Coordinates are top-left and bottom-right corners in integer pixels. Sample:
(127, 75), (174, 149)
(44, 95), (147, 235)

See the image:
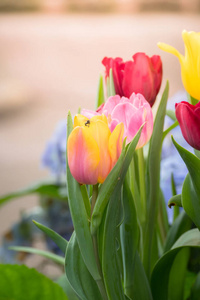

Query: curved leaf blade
(151, 229), (200, 300)
(65, 233), (102, 300)
(9, 246), (64, 265)
(33, 220), (68, 254)
(120, 178), (139, 299)
(0, 180), (68, 207)
(172, 137), (200, 197)
(0, 264), (68, 300)
(182, 174), (200, 230)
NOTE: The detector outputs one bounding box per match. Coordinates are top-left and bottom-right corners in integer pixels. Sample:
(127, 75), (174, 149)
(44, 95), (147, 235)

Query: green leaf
(164, 211), (192, 253)
(168, 194), (182, 208)
(80, 185), (91, 219)
(172, 137), (200, 198)
(0, 264), (68, 300)
(144, 81), (169, 277)
(157, 190), (169, 250)
(66, 111), (100, 281)
(151, 228), (200, 300)
(91, 125), (143, 235)
(171, 228), (200, 249)
(129, 251), (153, 300)
(33, 220), (68, 254)
(65, 233), (102, 300)
(168, 247), (190, 300)
(9, 246), (64, 265)
(120, 178), (139, 299)
(56, 274), (79, 300)
(96, 75), (105, 109)
(166, 109), (176, 121)
(171, 173), (180, 222)
(102, 181), (125, 300)
(182, 174), (200, 230)
(0, 180), (68, 207)
(191, 272), (200, 300)
(162, 120), (179, 141)
(194, 149), (200, 159)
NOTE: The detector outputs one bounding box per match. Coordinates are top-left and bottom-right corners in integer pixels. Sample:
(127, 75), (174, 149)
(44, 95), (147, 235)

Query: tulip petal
(108, 122), (124, 166)
(102, 95), (121, 117)
(157, 42), (184, 63)
(88, 119), (113, 183)
(74, 115), (89, 127)
(67, 126), (100, 185)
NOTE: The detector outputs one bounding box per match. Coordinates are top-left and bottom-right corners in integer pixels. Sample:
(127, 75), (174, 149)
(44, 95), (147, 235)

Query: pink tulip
(175, 101), (200, 151)
(82, 93), (153, 149)
(102, 53), (162, 107)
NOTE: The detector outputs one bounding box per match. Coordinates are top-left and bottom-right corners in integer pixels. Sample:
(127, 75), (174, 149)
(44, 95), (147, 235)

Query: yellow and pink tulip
(67, 114), (124, 185)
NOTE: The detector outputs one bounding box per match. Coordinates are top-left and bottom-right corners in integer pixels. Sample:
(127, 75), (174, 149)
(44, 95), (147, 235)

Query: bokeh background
(0, 0), (200, 268)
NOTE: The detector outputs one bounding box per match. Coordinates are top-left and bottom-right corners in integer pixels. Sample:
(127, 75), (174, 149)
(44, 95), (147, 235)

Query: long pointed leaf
(33, 220), (68, 254)
(65, 233), (102, 300)
(120, 178), (139, 299)
(102, 185), (125, 300)
(9, 246), (64, 265)
(144, 81), (169, 277)
(151, 229), (200, 300)
(0, 180), (67, 207)
(182, 174), (200, 230)
(172, 137), (200, 197)
(96, 75), (105, 109)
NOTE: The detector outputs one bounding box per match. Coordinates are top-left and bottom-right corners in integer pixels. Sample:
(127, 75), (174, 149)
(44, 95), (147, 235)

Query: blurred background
(0, 0), (200, 271)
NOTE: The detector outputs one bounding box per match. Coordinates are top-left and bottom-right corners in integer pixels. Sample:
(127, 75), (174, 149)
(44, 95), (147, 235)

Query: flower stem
(91, 185), (108, 300)
(137, 148), (146, 219)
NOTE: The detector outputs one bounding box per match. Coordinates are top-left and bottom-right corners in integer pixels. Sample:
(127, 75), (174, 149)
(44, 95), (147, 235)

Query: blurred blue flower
(41, 120), (67, 179)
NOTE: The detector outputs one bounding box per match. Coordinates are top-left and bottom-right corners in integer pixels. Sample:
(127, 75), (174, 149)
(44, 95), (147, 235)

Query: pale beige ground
(0, 12), (199, 236)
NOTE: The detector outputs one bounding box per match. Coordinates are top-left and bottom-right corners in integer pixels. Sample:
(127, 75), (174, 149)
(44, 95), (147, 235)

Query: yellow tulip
(158, 30), (200, 100)
(67, 114), (124, 185)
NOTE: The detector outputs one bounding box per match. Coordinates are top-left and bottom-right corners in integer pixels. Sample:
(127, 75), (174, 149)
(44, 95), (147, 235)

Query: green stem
(187, 92), (199, 105)
(91, 185), (108, 300)
(137, 148), (146, 219)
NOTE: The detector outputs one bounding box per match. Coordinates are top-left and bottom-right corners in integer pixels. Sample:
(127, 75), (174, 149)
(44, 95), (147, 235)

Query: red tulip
(102, 53), (162, 107)
(175, 101), (200, 151)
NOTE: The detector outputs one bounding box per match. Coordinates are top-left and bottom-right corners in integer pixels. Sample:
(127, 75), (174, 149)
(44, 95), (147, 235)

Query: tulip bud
(175, 101), (200, 151)
(67, 115), (124, 185)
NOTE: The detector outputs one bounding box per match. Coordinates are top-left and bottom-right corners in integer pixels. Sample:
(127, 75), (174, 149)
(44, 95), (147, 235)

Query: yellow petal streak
(89, 119), (112, 183)
(67, 126), (100, 185)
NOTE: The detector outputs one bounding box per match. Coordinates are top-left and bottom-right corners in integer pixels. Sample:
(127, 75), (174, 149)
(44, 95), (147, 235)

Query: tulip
(67, 114), (124, 185)
(175, 101), (200, 151)
(102, 53), (162, 107)
(82, 93), (153, 149)
(158, 30), (200, 100)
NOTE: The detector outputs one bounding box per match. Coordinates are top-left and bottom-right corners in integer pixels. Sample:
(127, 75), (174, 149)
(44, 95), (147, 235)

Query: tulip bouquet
(1, 30), (200, 300)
